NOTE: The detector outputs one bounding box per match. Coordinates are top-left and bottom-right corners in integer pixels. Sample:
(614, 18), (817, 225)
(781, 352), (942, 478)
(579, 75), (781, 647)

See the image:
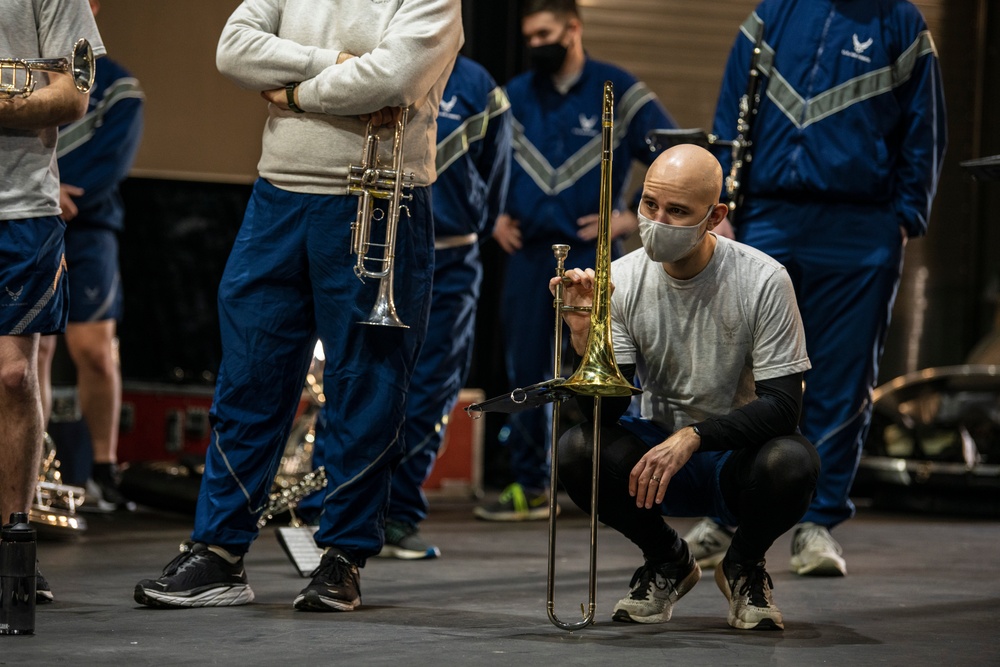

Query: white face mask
(638, 206), (714, 264)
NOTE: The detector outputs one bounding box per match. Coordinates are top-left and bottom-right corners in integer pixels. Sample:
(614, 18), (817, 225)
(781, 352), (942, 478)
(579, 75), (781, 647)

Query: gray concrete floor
(7, 496), (999, 666)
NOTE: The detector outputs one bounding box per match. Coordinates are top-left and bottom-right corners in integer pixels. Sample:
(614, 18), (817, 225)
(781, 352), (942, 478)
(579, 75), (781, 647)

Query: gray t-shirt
(1, 0), (105, 220)
(610, 235), (811, 432)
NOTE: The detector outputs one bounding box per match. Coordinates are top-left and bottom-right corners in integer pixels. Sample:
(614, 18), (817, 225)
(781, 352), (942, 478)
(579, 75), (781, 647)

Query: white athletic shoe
(790, 522), (847, 576)
(682, 518), (733, 569)
(715, 558), (784, 631)
(612, 556), (701, 624)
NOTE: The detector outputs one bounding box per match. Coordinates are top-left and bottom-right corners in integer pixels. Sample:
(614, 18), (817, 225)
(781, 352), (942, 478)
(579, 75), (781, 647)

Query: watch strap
(286, 83), (305, 113)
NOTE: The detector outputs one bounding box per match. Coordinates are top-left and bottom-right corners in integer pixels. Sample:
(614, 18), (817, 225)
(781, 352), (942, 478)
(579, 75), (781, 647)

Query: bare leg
(37, 334), (57, 424)
(0, 333), (44, 522)
(64, 320), (119, 464)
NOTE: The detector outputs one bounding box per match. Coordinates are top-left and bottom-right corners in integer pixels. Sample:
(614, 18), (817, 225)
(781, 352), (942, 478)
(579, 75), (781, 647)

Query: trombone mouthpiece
(603, 81), (613, 126)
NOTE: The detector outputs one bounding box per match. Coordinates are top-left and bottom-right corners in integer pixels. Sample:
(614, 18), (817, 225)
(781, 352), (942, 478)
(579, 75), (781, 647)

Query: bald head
(637, 144), (729, 258)
(645, 144), (723, 207)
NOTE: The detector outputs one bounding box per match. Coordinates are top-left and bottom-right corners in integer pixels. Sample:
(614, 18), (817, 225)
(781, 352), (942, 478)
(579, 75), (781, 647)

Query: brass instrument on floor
(465, 82), (640, 631)
(348, 108), (415, 328)
(31, 433), (87, 534)
(0, 38), (95, 99)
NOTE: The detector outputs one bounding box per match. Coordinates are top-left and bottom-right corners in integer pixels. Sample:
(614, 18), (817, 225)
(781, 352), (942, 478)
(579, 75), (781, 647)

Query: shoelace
(627, 563), (669, 599)
(309, 552), (354, 583)
(161, 543), (196, 576)
(736, 564), (774, 608)
(498, 483), (527, 512)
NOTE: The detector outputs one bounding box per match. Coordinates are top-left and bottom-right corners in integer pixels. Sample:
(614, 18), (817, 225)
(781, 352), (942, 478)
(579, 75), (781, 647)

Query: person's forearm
(693, 372), (803, 451)
(296, 0), (461, 115)
(0, 77), (87, 130)
(216, 2), (340, 90)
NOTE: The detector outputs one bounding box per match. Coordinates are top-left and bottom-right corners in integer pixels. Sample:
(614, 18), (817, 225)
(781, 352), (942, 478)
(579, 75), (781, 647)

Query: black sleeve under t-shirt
(573, 360), (803, 451)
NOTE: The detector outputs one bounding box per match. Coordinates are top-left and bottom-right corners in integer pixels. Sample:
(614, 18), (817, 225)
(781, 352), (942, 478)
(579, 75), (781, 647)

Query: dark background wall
(69, 1), (999, 485)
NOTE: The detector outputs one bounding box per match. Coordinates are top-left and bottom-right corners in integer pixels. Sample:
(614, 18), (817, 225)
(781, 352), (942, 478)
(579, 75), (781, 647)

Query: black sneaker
(134, 542), (254, 608)
(36, 570), (54, 604)
(612, 554), (701, 623)
(377, 519), (440, 560)
(293, 548), (361, 612)
(85, 463), (137, 513)
(714, 557), (783, 630)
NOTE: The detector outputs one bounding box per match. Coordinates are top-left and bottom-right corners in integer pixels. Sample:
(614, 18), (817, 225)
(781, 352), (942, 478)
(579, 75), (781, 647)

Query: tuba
(0, 38), (95, 99)
(466, 81), (640, 631)
(348, 108), (415, 328)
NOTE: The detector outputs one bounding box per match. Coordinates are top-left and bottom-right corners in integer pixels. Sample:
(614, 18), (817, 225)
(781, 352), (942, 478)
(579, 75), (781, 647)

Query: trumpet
(348, 107), (415, 328)
(0, 38), (95, 100)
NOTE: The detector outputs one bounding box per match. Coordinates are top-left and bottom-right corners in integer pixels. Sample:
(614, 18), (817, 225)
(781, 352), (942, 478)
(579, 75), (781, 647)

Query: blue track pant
(738, 197), (904, 528)
(192, 179), (433, 562)
(388, 241), (482, 526)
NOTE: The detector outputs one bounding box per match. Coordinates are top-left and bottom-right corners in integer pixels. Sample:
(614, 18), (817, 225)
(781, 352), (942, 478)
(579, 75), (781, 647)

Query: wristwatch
(285, 83), (305, 113)
(690, 424), (702, 438)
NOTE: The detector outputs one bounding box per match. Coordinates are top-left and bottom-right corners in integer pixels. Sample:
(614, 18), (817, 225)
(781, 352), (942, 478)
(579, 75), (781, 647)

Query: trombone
(348, 107), (415, 328)
(0, 38), (95, 99)
(466, 81), (639, 631)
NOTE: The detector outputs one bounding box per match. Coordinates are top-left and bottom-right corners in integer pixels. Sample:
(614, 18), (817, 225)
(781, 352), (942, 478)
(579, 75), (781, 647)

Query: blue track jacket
(57, 57), (144, 232)
(712, 0), (946, 237)
(433, 55), (512, 238)
(504, 57), (675, 245)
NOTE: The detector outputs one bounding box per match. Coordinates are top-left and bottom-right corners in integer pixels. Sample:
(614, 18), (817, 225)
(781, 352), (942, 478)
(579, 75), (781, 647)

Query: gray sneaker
(790, 522), (847, 576)
(612, 555), (701, 624)
(715, 558), (783, 631)
(378, 519), (441, 560)
(683, 518), (733, 569)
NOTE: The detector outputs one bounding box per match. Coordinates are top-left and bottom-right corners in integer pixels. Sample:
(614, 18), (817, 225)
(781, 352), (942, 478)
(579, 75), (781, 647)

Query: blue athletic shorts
(0, 216), (69, 335)
(64, 225), (122, 323)
(618, 415), (738, 526)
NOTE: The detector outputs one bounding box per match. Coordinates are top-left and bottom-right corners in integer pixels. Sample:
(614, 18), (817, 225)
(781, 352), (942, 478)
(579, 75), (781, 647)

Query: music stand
(645, 128), (735, 152)
(960, 154), (1000, 181)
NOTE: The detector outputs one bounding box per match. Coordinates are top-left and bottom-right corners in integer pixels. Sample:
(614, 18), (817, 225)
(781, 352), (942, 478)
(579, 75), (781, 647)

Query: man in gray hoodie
(134, 0), (462, 613)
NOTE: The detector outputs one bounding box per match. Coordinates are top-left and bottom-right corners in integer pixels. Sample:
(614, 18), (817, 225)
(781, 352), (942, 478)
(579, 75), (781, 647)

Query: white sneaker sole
(472, 506), (552, 521)
(377, 544), (441, 560)
(136, 584), (254, 608)
(790, 552), (847, 576)
(293, 590), (360, 612)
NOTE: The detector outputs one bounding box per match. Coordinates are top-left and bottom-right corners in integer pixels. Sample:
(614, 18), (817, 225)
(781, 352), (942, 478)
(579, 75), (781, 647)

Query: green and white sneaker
(473, 483), (555, 521)
(378, 519), (440, 560)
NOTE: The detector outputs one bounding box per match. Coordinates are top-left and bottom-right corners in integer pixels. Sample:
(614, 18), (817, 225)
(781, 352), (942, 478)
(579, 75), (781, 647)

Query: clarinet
(725, 22), (766, 226)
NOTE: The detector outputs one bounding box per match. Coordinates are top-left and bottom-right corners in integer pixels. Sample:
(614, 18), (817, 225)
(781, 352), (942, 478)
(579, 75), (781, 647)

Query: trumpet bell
(359, 276), (409, 328)
(69, 38), (95, 93)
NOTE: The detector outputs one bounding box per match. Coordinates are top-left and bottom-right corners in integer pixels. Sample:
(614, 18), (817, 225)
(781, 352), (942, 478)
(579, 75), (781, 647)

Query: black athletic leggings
(557, 422), (820, 566)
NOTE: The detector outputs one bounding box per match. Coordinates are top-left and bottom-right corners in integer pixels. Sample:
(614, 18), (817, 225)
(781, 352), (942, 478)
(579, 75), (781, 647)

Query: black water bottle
(0, 513), (36, 636)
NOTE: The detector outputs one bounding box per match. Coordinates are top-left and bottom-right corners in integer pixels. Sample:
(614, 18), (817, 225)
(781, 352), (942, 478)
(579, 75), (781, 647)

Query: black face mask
(528, 39), (568, 75)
